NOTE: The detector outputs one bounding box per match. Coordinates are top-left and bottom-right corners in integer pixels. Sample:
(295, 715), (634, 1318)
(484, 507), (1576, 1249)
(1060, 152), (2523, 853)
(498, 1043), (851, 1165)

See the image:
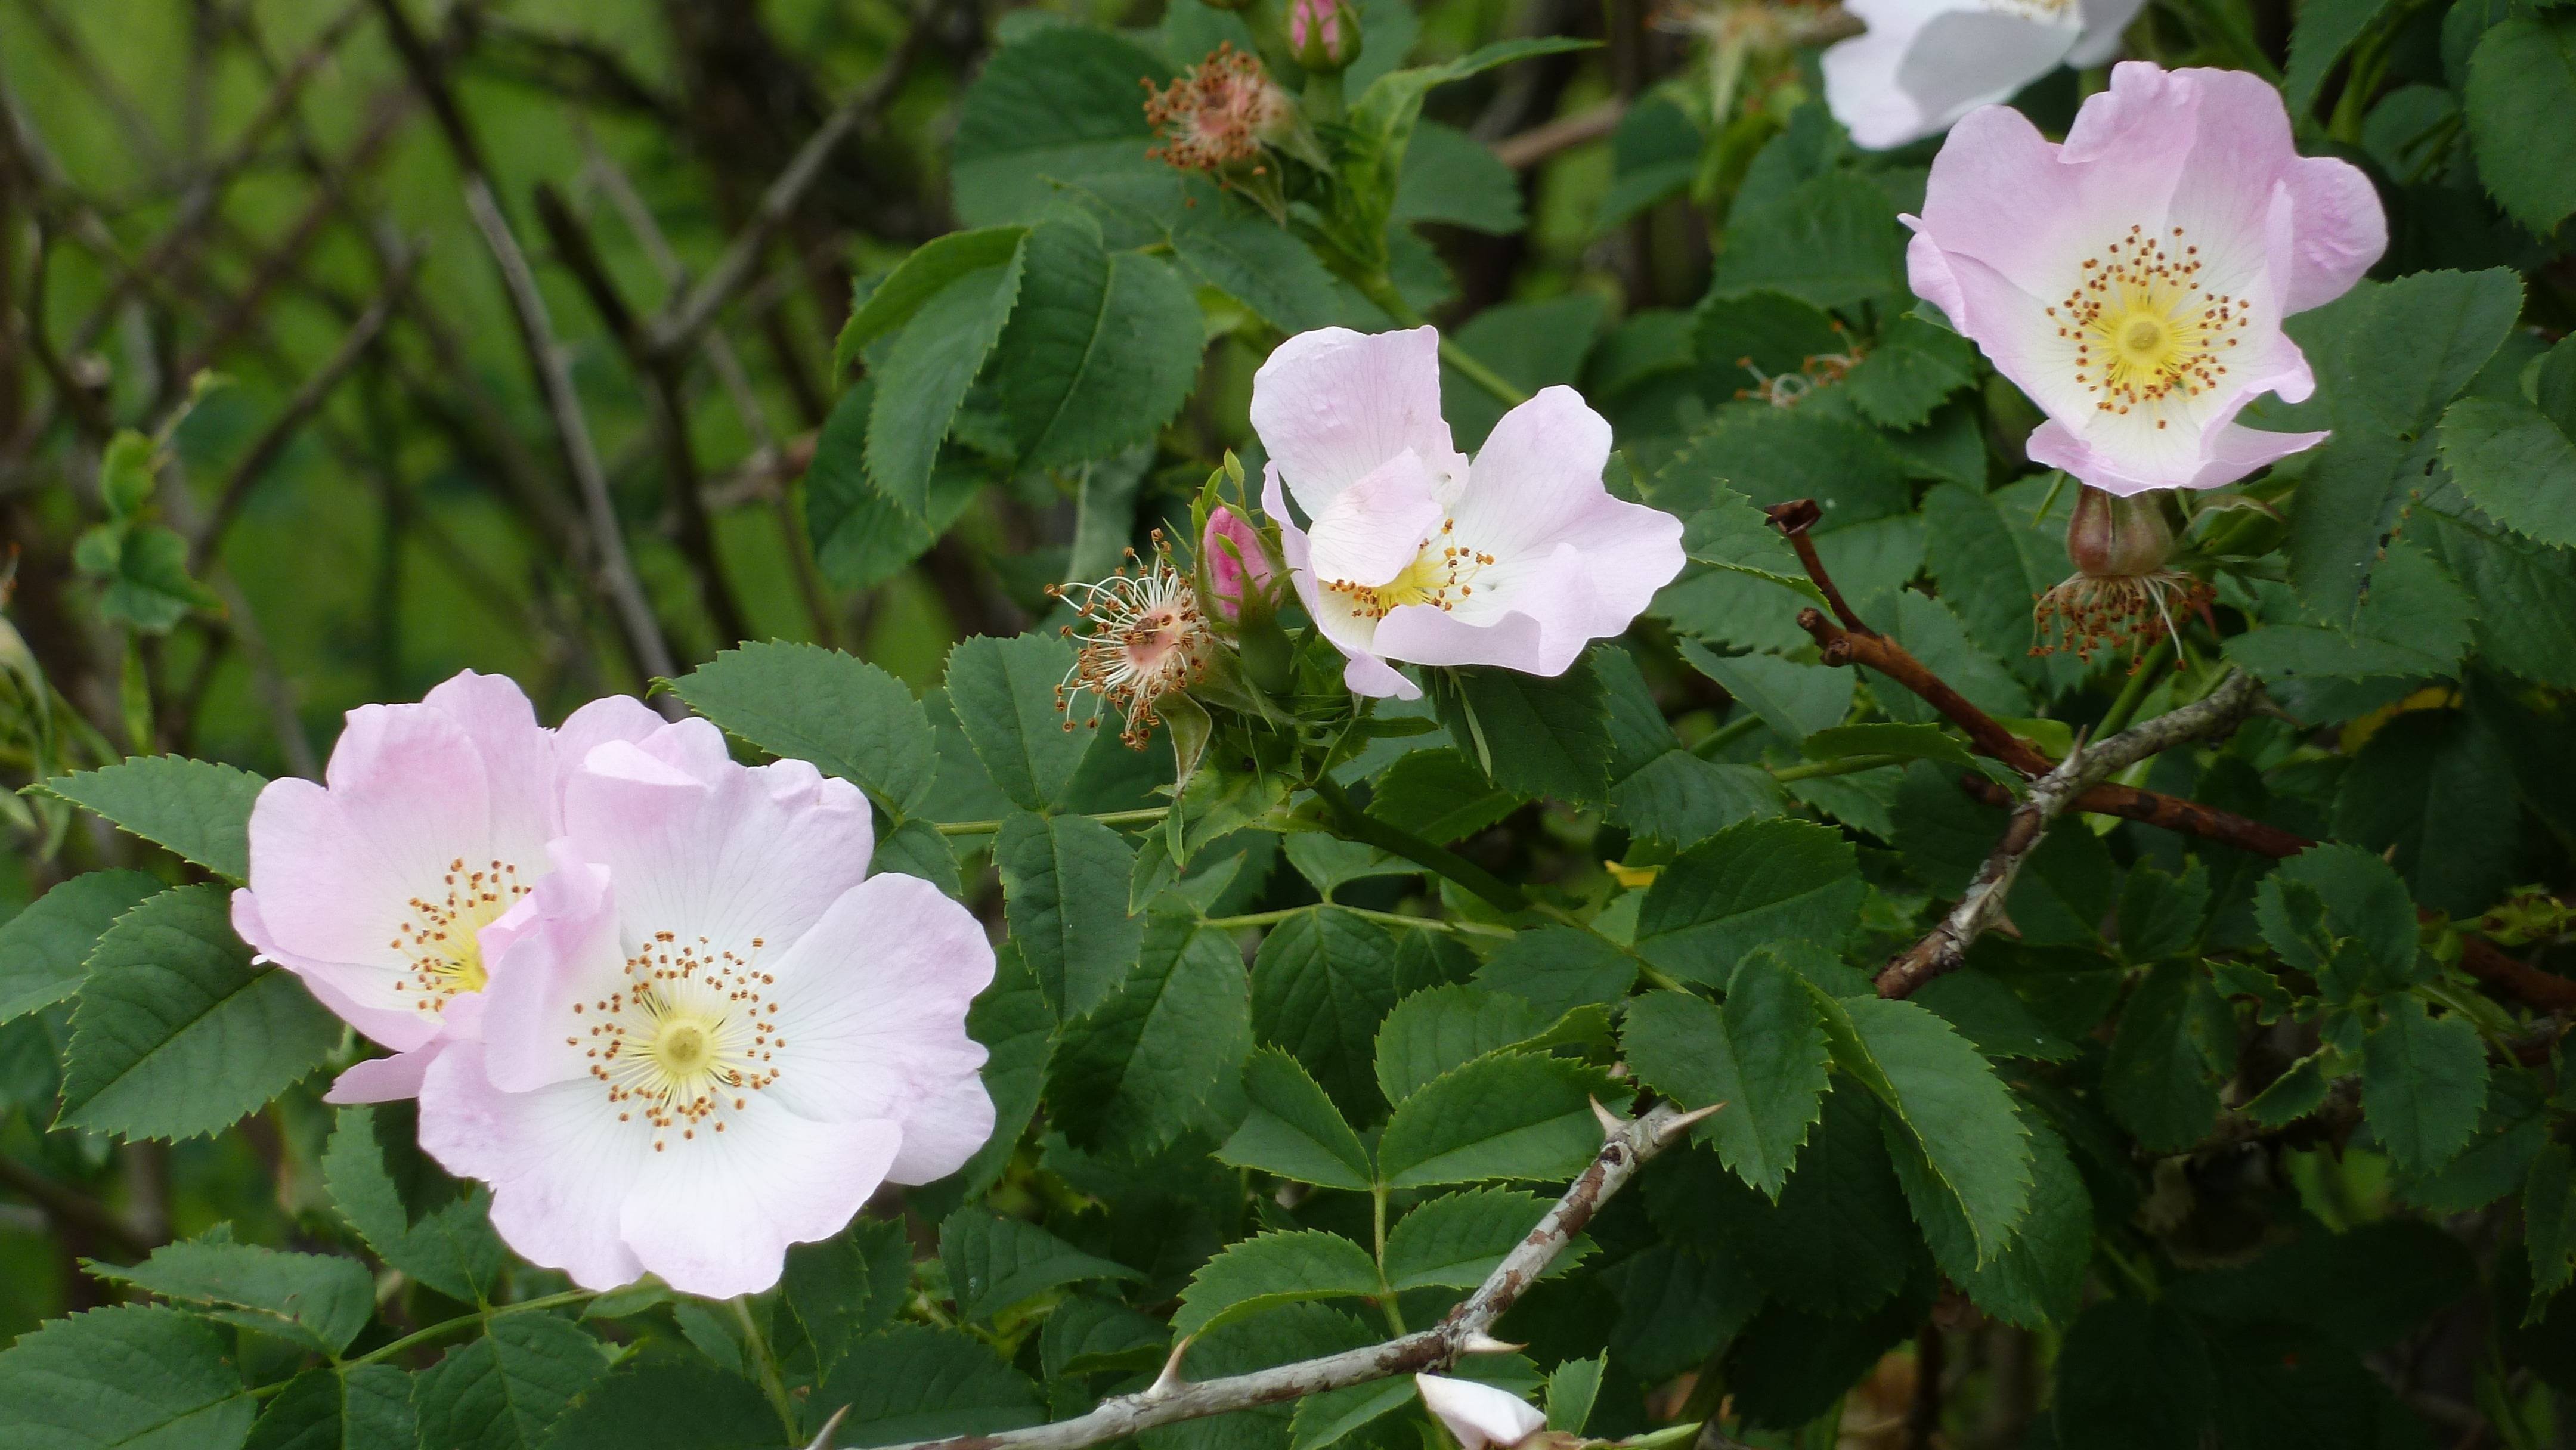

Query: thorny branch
(840, 1103), (1705, 1450)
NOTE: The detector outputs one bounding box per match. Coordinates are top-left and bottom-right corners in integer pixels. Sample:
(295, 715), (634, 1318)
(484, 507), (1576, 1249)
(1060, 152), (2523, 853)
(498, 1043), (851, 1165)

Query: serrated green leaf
(939, 1209), (1141, 1321)
(540, 1351), (774, 1450)
(38, 756), (265, 882)
(1041, 1296), (1170, 1379)
(1163, 186), (1343, 335)
(784, 1217), (913, 1377)
(2362, 997), (2487, 1175)
(244, 1365), (415, 1450)
(1801, 721), (1974, 770)
(837, 228), (1030, 373)
(1376, 1051), (1618, 1189)
(669, 643), (939, 818)
(1910, 970), (2077, 1062)
(1633, 817), (1862, 984)
(89, 1235), (374, 1354)
(1435, 659), (1614, 804)
(2117, 863), (2211, 964)
(996, 810), (1141, 1018)
(2332, 707), (2518, 918)
(411, 1313), (607, 1450)
(806, 382), (987, 593)
(2285, 0), (2398, 114)
(866, 252), (1027, 518)
(950, 28), (1172, 227)
(2244, 1052), (2337, 1128)
(1473, 927), (1639, 1023)
(1674, 644), (1849, 743)
(1372, 984), (1550, 1107)
(1837, 996), (2033, 1263)
(1286, 1378), (1414, 1450)
(1172, 1231), (1383, 1337)
(2527, 1143), (2576, 1320)
(0, 1303), (254, 1450)
(954, 942), (1054, 1197)
(2439, 394), (2576, 550)
(1842, 314), (1978, 430)
(2465, 14), (2576, 236)
(1708, 172), (1905, 311)
(1146, 1307), (1377, 1450)
(1047, 913), (1250, 1159)
(1744, 1088), (1919, 1318)
(58, 884), (339, 1140)
(2102, 961), (2230, 1152)
(1216, 1048), (1374, 1191)
(1253, 906), (1411, 1124)
(322, 1105), (504, 1303)
(2255, 844), (2418, 983)
(1382, 1187), (1588, 1291)
(1543, 1356), (1603, 1435)
(943, 633), (1090, 813)
(990, 224), (1203, 470)
(806, 1325), (1046, 1446)
(0, 870), (162, 1025)
(1622, 958), (1826, 1199)
(1897, 1111), (2091, 1330)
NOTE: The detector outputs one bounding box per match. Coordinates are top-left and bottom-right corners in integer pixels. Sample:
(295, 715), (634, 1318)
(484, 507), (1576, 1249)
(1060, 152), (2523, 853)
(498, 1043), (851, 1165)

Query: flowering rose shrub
(3, 4), (2575, 1449)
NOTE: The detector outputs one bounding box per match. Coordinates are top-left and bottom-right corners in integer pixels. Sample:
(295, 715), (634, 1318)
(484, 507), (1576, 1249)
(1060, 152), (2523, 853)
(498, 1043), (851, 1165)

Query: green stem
(327, 1291), (595, 1377)
(733, 1297), (800, 1444)
(936, 806), (1169, 836)
(1767, 752), (1903, 783)
(1370, 1185), (1407, 1336)
(1351, 274), (1529, 408)
(1689, 711), (1766, 760)
(2094, 639), (2173, 739)
(1309, 775), (1530, 913)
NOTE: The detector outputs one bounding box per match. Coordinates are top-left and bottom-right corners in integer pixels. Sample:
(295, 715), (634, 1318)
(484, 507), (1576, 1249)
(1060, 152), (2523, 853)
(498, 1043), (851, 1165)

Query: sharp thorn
(804, 1405), (851, 1450)
(1659, 1101), (1726, 1141)
(1457, 1331), (1527, 1355)
(1590, 1097), (1625, 1142)
(1144, 1336), (1194, 1399)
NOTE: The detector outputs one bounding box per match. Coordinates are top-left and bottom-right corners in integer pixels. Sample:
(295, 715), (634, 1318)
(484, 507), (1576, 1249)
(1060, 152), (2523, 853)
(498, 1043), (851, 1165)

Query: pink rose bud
(1289, 0), (1362, 73)
(1201, 505), (1277, 620)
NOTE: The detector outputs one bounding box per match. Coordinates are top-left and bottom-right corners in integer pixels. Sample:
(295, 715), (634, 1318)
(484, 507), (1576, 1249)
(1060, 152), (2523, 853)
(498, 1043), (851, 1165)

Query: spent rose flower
(1144, 44), (1295, 175)
(1249, 327), (1685, 700)
(1823, 0), (2146, 151)
(1051, 533), (1213, 748)
(416, 718), (996, 1297)
(1905, 62), (2385, 496)
(230, 671), (659, 1104)
(1416, 1375), (1547, 1450)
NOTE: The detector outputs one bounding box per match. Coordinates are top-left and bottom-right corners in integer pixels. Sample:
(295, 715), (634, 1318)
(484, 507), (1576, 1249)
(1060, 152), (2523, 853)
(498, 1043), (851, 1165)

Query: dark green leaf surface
(0, 870), (162, 1025)
(0, 1304), (253, 1450)
(89, 1235), (374, 1353)
(39, 756), (265, 882)
(670, 643), (939, 816)
(410, 1313), (606, 1450)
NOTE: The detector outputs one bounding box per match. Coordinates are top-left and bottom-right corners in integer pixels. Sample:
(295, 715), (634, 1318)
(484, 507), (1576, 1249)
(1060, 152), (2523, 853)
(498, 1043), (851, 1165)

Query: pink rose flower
(1416, 1375), (1546, 1450)
(1249, 327), (1685, 699)
(1824, 0), (2146, 151)
(1905, 62), (2386, 495)
(415, 718), (995, 1298)
(230, 671), (660, 1104)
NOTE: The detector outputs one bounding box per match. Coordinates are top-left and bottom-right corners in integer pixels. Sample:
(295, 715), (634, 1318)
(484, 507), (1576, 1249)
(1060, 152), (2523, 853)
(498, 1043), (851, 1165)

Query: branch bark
(844, 1103), (1699, 1450)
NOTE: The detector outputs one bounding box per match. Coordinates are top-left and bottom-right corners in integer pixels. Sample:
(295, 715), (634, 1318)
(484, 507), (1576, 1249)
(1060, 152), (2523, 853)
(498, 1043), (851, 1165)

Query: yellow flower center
(388, 857), (525, 1015)
(1320, 520), (1494, 621)
(570, 930), (783, 1151)
(2048, 224), (2252, 426)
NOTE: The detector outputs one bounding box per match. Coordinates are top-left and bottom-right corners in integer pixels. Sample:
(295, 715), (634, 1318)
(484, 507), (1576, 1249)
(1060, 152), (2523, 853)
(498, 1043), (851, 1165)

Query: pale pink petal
(1820, 4), (1942, 152)
(566, 721), (874, 958)
(1373, 593), (1558, 673)
(1267, 463), (1421, 701)
(2282, 156), (2385, 313)
(2028, 417), (2329, 495)
(422, 671), (556, 863)
(1249, 327), (1460, 517)
(475, 849), (622, 1095)
(1415, 1375), (1544, 1450)
(1449, 388), (1615, 559)
(1342, 652), (1422, 699)
(327, 1045), (440, 1104)
(1886, 11), (2079, 144)
(417, 1042), (649, 1291)
(553, 695), (667, 782)
(1915, 103), (2167, 299)
(2067, 0), (2148, 65)
(1305, 451), (1447, 590)
(888, 1072), (1000, 1185)
(760, 873), (995, 1127)
(619, 1106), (902, 1299)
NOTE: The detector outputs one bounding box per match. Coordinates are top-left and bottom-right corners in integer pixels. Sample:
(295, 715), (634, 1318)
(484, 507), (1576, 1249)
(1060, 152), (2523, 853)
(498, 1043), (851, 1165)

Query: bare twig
(1489, 100), (1626, 171)
(1876, 673), (2265, 998)
(844, 1103), (1703, 1450)
(0, 1150), (154, 1261)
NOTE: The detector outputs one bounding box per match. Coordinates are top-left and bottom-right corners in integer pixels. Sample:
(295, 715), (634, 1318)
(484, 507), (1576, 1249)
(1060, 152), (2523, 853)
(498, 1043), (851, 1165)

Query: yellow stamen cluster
(567, 929), (781, 1152)
(2051, 224), (2249, 426)
(1320, 519), (1493, 621)
(386, 857), (524, 1014)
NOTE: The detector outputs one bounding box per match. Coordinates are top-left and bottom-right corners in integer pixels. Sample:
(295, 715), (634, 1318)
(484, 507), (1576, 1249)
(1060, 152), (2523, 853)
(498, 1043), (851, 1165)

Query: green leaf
(1398, 121), (1524, 234)
(1622, 958), (1827, 1199)
(38, 756), (265, 882)
(784, 1217), (913, 1376)
(670, 643), (939, 817)
(1911, 970), (2077, 1062)
(2420, 498), (2576, 689)
(1163, 187), (1343, 335)
(1048, 912), (1250, 1158)
(2254, 843), (2418, 983)
(1143, 1306), (1377, 1450)
(58, 884), (340, 1140)
(1872, 588), (2030, 726)
(2361, 997), (2487, 1175)
(1708, 172), (1905, 311)
(1919, 478), (2083, 693)
(2048, 1300), (2215, 1449)
(412, 1313), (608, 1450)
(2102, 962), (2231, 1152)
(990, 223), (1203, 470)
(996, 811), (1141, 1018)
(1675, 645), (1849, 743)
(866, 251), (1028, 517)
(1900, 1114), (2091, 1330)
(2439, 393), (2576, 549)
(837, 227), (1031, 373)
(1633, 817), (1863, 984)
(244, 1365), (415, 1450)
(1041, 1296), (1169, 1379)
(1594, 95), (1699, 231)
(2465, 14), (2576, 236)
(1842, 315), (1979, 430)
(1543, 1356), (1604, 1435)
(1383, 1187), (1587, 1291)
(2527, 1143), (2576, 1318)
(1836, 996), (2033, 1263)
(1438, 295), (1609, 450)
(806, 382), (987, 592)
(1252, 906), (1411, 1124)
(540, 1351), (776, 1450)
(0, 870), (162, 1025)
(807, 1326), (1044, 1446)
(1216, 1048), (1374, 1191)
(1436, 659), (1614, 804)
(1744, 1088), (1920, 1318)
(2230, 538), (2479, 685)
(943, 633), (1089, 813)
(2285, 0), (2398, 114)
(1372, 984), (1551, 1107)
(81, 523), (224, 633)
(872, 817), (965, 899)
(940, 1208), (1141, 1321)
(954, 941), (1055, 1197)
(2332, 708), (2518, 917)
(950, 28), (1173, 227)
(1172, 1231), (1384, 1337)
(88, 1235), (374, 1354)
(1288, 1379), (1414, 1450)
(322, 1105), (504, 1303)
(0, 1303), (254, 1450)
(1801, 721), (1974, 772)
(1376, 1051), (1618, 1189)
(2117, 863), (2212, 964)
(1475, 927), (1639, 1023)
(1367, 749), (1519, 844)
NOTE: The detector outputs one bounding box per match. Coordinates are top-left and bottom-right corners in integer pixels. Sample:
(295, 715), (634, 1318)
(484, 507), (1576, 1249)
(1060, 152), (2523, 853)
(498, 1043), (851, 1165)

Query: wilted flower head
(1415, 1375), (1546, 1450)
(416, 718), (995, 1298)
(2033, 485), (2212, 666)
(1249, 327), (1685, 699)
(1200, 504), (1278, 621)
(230, 671), (659, 1103)
(1906, 63), (2385, 496)
(1824, 0), (2147, 150)
(1288, 0), (1363, 72)
(1144, 44), (1293, 175)
(1052, 533), (1213, 747)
